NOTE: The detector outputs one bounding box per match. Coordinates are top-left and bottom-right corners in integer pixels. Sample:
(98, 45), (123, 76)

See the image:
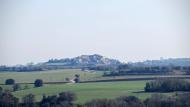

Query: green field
(11, 81), (177, 103)
(0, 69), (102, 84)
(0, 69), (185, 104)
(1, 69), (189, 84)
(12, 81), (148, 103)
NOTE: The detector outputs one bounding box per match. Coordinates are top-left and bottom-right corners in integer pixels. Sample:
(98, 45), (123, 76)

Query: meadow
(1, 69), (189, 84)
(0, 69), (102, 84)
(12, 81), (148, 103)
(0, 69), (187, 103)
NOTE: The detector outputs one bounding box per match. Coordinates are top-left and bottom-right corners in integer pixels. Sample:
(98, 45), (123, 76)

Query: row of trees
(144, 78), (190, 92)
(1, 87), (190, 107)
(5, 79), (43, 92)
(5, 75), (80, 92)
(5, 79), (43, 87)
(85, 96), (144, 107)
(103, 64), (190, 76)
(85, 94), (190, 107)
(0, 88), (77, 107)
(0, 65), (43, 72)
(144, 94), (190, 107)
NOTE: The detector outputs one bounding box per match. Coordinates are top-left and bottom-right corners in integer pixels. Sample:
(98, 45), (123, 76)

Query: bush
(5, 79), (15, 85)
(34, 79), (43, 87)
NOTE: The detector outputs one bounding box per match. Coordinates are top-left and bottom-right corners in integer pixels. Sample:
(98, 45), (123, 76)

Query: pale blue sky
(0, 0), (190, 65)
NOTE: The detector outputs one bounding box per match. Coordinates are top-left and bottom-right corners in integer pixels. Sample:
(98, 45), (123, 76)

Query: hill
(1, 55), (190, 72)
(45, 54), (121, 67)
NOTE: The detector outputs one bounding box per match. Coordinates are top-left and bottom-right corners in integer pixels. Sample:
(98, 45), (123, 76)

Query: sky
(0, 0), (190, 65)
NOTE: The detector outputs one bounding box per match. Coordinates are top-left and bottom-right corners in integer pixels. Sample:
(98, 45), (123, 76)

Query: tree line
(3, 79), (43, 92)
(103, 64), (190, 76)
(1, 64), (190, 75)
(144, 78), (190, 92)
(1, 88), (190, 107)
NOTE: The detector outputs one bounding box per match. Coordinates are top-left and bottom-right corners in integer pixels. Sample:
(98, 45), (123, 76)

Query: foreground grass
(0, 69), (102, 84)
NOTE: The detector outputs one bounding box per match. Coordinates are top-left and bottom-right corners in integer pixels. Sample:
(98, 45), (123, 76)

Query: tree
(34, 79), (43, 87)
(5, 79), (15, 85)
(74, 74), (80, 83)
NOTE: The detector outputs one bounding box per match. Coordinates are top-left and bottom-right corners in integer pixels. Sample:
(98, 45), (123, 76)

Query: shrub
(5, 79), (15, 85)
(34, 79), (43, 87)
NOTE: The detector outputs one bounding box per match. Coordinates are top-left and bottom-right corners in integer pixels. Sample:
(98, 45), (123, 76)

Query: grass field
(1, 69), (189, 84)
(0, 69), (102, 84)
(0, 69), (188, 104)
(11, 81), (177, 104)
(12, 81), (146, 103)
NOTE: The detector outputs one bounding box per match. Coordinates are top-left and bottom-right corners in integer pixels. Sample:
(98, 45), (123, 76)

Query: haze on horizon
(0, 0), (190, 65)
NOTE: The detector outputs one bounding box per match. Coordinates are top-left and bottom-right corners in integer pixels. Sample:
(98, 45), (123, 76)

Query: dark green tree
(5, 79), (15, 85)
(74, 74), (80, 83)
(34, 79), (43, 87)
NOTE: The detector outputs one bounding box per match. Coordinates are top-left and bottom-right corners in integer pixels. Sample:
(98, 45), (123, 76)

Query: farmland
(0, 69), (102, 84)
(12, 81), (151, 103)
(1, 69), (190, 84)
(0, 69), (187, 104)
